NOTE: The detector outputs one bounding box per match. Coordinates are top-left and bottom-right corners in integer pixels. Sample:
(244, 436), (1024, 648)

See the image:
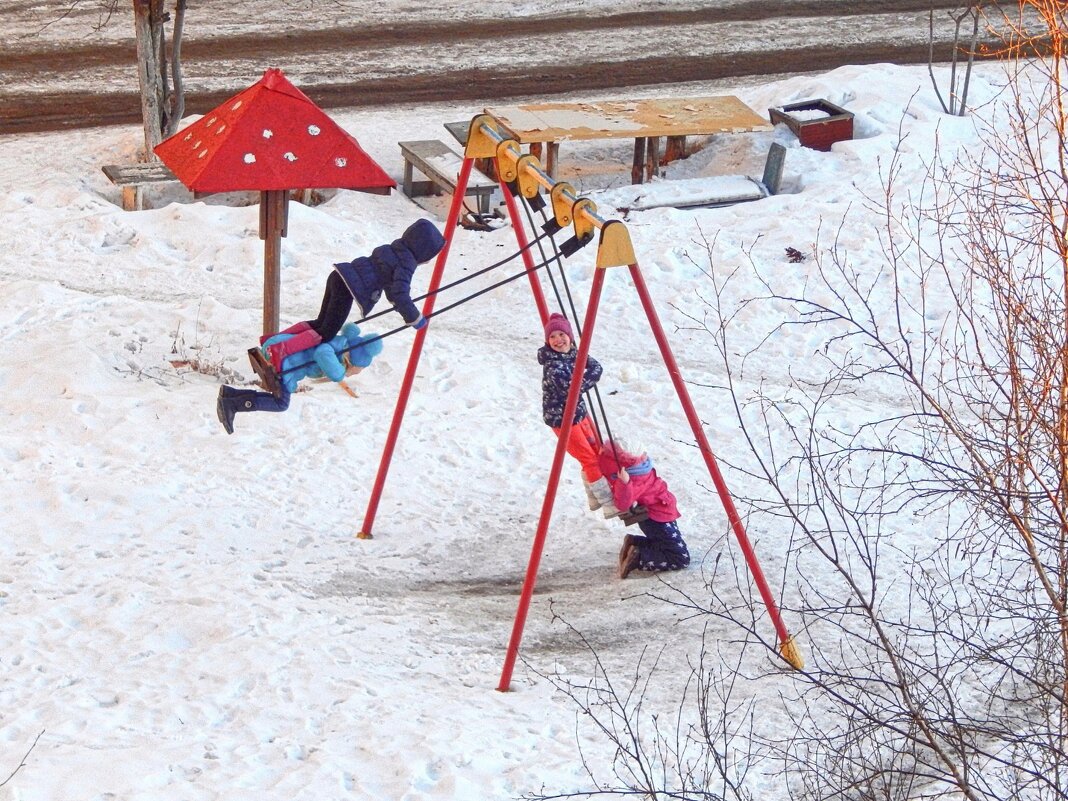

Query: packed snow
(0, 60), (1017, 800)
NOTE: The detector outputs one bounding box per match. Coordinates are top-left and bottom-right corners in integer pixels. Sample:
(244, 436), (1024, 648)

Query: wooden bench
(595, 142), (787, 212)
(398, 139), (497, 216)
(102, 163), (325, 211)
(101, 162), (180, 211)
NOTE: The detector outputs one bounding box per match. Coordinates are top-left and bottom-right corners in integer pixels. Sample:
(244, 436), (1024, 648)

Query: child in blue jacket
(217, 323), (382, 435)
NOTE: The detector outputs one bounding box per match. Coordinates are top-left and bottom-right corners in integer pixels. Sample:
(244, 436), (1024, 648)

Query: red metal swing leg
(498, 174), (550, 324)
(359, 160), (555, 538)
(627, 262), (803, 669)
(498, 268), (608, 691)
(358, 159), (475, 539)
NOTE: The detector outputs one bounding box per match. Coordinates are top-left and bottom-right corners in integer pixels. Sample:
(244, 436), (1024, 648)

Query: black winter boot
(216, 387), (237, 434)
(216, 386), (258, 435)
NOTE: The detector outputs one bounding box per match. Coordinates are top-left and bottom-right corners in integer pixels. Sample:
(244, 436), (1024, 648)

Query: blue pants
(635, 519), (690, 571)
(226, 386), (291, 415)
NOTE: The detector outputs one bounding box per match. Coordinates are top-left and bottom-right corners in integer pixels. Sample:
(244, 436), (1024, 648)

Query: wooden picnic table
(485, 96), (773, 184)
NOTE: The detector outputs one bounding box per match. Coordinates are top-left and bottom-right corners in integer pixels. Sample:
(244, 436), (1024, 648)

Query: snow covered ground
(0, 55), (1020, 800)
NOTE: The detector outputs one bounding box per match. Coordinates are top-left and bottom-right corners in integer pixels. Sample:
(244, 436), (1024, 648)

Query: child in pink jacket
(598, 440), (691, 578)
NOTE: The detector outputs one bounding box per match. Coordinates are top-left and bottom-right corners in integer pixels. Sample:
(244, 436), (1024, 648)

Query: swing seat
(248, 347), (284, 399)
(619, 505), (649, 527)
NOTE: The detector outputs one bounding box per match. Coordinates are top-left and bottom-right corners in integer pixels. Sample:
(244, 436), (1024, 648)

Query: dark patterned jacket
(538, 345), (602, 427)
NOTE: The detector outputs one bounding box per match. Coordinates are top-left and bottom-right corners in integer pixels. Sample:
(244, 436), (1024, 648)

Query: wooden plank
(398, 140), (496, 190)
(595, 143), (787, 210)
(101, 162), (178, 186)
(606, 175), (767, 211)
(444, 121), (499, 181)
(399, 139), (496, 215)
(761, 142), (787, 195)
(102, 162), (180, 211)
(443, 120), (471, 146)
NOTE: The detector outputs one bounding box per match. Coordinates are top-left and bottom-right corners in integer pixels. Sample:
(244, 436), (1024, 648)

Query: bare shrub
(168, 316), (244, 384)
(538, 5), (1067, 800)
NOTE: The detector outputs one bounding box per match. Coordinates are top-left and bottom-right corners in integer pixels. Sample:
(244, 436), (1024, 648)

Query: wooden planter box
(768, 99), (854, 151)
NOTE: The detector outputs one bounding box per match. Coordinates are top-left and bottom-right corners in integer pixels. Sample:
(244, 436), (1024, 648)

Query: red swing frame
(357, 116), (803, 689)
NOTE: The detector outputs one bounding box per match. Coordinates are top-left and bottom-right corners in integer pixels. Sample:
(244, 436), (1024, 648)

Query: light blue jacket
(263, 323), (383, 394)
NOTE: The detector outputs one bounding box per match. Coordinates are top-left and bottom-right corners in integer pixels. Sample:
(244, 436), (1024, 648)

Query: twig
(0, 730), (45, 788)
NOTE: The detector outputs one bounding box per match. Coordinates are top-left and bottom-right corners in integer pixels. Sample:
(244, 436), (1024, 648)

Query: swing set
(352, 114), (804, 688)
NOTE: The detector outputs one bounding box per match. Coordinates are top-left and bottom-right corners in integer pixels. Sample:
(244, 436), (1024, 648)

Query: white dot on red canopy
(335, 157), (347, 168)
(307, 125), (321, 136)
(244, 154), (256, 164)
(283, 153), (297, 162)
(262, 129), (273, 139)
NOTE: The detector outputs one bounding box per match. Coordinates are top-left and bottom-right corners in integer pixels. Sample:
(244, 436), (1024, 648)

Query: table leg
(645, 136), (660, 182)
(546, 142), (559, 179)
(476, 157), (497, 181)
(632, 137), (647, 184)
(402, 159), (414, 198)
(664, 135), (687, 164)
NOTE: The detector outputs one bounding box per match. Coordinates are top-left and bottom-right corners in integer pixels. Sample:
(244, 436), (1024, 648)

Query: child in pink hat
(538, 313), (618, 516)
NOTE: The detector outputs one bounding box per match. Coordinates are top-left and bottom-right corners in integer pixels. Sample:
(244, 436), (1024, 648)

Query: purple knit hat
(544, 313), (573, 344)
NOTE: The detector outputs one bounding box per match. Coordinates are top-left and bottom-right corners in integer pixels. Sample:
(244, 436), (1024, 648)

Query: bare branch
(0, 730), (45, 788)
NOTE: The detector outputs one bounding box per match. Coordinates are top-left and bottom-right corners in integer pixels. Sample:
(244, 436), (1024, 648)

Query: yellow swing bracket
(466, 115), (635, 270)
(549, 182), (576, 228)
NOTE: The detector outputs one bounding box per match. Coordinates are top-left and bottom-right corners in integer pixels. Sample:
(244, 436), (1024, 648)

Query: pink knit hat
(544, 313), (573, 343)
(600, 438), (643, 467)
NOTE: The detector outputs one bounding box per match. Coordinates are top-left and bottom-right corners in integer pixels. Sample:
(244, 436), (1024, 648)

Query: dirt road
(0, 1), (979, 135)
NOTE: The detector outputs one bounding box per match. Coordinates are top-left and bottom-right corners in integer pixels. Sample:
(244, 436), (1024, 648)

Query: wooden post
(631, 137), (647, 184)
(663, 135), (687, 164)
(259, 189), (289, 337)
(645, 136), (660, 182)
(545, 142), (559, 179)
(527, 142), (558, 179)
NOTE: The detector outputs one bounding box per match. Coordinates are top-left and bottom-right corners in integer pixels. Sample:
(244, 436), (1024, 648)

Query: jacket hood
(398, 218), (445, 263)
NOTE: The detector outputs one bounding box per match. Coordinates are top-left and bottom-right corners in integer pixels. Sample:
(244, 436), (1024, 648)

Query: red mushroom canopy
(154, 68), (395, 194)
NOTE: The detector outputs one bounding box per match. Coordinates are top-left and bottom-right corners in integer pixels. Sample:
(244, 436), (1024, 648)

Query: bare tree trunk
(132, 0), (165, 159)
(929, 3), (986, 116)
(130, 0), (187, 153)
(165, 0), (187, 137)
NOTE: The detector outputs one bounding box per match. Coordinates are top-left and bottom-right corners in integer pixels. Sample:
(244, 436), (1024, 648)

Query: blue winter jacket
(538, 345), (602, 427)
(263, 323), (383, 394)
(333, 218), (445, 328)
